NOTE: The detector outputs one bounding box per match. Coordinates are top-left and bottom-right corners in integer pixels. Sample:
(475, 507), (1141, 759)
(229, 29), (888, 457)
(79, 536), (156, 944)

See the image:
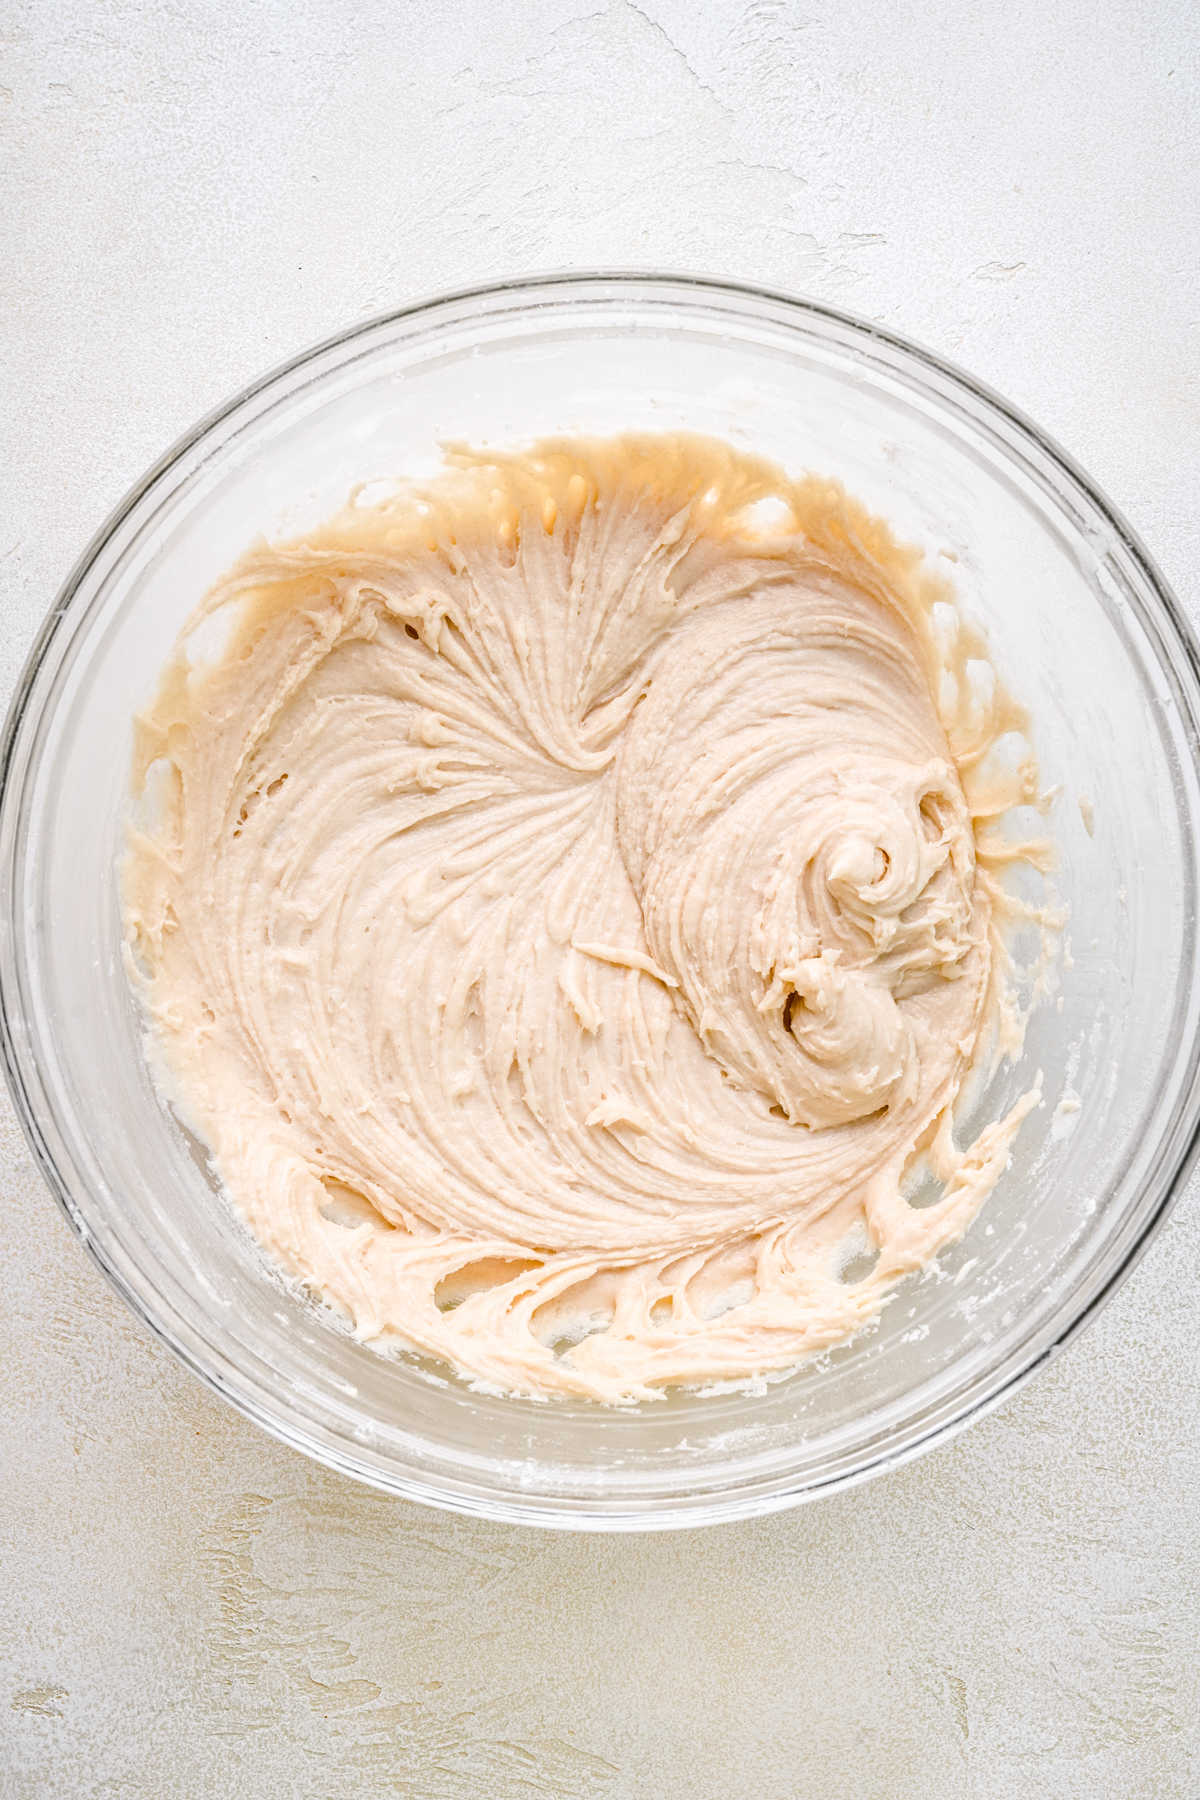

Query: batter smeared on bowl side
(124, 434), (1048, 1402)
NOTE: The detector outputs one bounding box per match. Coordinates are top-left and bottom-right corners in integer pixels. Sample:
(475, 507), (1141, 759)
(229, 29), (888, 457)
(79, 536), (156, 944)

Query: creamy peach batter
(123, 434), (1044, 1402)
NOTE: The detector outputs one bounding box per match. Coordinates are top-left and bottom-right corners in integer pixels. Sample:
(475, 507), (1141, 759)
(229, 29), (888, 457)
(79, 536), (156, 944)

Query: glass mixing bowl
(3, 274), (1199, 1530)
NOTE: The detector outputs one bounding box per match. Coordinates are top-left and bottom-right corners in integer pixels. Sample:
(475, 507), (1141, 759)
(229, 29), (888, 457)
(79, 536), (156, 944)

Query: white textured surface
(3, 1), (1199, 1793)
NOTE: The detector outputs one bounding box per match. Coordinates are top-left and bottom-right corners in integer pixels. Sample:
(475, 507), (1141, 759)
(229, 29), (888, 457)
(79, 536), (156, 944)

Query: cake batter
(123, 434), (1044, 1402)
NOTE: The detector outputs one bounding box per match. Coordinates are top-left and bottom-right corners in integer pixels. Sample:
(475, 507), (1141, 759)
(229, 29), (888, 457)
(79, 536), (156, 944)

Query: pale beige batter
(124, 434), (1046, 1403)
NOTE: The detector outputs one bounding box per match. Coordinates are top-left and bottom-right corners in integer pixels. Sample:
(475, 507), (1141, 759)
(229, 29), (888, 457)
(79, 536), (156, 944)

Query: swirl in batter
(124, 434), (1044, 1402)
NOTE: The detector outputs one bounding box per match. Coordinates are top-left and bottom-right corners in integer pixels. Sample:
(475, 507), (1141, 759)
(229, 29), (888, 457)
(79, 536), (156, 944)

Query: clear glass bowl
(3, 274), (1199, 1530)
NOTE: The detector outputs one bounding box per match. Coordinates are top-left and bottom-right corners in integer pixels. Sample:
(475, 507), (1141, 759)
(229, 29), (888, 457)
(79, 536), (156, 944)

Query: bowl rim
(3, 268), (1199, 1531)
